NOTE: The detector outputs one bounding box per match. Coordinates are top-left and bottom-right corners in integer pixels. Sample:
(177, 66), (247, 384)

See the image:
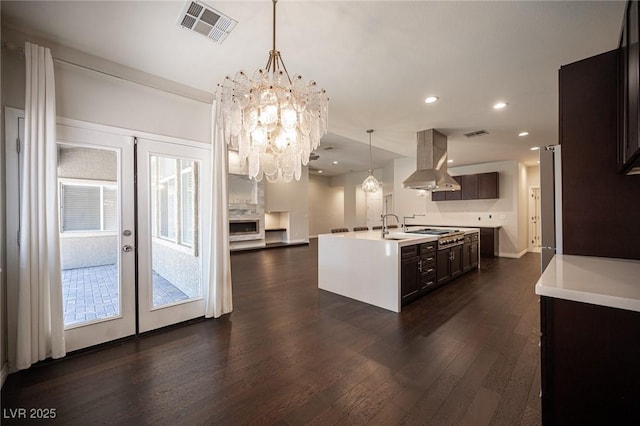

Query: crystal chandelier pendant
(362, 129), (380, 193)
(216, 0), (328, 183)
(362, 173), (380, 193)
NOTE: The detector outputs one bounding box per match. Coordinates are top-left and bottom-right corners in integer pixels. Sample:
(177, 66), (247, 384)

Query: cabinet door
(445, 176), (462, 200)
(461, 174), (479, 200)
(436, 249), (450, 284)
(431, 190), (446, 201)
(401, 256), (420, 304)
(479, 227), (496, 257)
(420, 253), (436, 293)
(450, 245), (463, 278)
(470, 241), (479, 267)
(478, 172), (499, 199)
(462, 242), (471, 271)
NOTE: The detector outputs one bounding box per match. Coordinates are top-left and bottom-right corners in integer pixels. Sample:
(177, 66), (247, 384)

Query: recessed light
(518, 131), (529, 137)
(530, 146), (540, 151)
(318, 170), (323, 173)
(447, 159), (453, 163)
(493, 101), (508, 110)
(331, 161), (338, 165)
(537, 161), (540, 164)
(425, 96), (439, 104)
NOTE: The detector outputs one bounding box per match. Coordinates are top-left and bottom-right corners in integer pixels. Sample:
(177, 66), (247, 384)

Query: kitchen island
(318, 227), (479, 312)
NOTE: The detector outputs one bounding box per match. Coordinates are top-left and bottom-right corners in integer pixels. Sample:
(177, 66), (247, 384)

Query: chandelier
(216, 0), (329, 183)
(362, 129), (380, 193)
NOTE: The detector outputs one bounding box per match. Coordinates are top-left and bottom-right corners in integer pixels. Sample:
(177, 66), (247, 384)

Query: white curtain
(16, 42), (65, 370)
(206, 101), (233, 318)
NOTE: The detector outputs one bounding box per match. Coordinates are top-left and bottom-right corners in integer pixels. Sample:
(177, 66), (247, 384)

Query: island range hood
(402, 129), (461, 192)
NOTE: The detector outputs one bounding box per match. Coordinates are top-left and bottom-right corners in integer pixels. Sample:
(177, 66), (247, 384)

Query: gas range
(406, 228), (465, 249)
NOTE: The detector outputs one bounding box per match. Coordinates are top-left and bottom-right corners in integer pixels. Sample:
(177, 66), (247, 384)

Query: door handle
(122, 244), (134, 253)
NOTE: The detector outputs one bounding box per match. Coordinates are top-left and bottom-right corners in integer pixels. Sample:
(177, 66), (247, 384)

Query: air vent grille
(177, 1), (237, 44)
(464, 129), (489, 138)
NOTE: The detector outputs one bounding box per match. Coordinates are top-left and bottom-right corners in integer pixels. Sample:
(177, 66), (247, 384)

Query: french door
(56, 125), (137, 352)
(6, 110), (211, 354)
(136, 138), (210, 333)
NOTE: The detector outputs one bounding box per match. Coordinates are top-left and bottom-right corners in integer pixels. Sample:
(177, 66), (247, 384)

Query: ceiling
(2, 1), (627, 176)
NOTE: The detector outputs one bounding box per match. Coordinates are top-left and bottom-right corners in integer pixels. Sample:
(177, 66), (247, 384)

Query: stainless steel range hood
(402, 129), (460, 192)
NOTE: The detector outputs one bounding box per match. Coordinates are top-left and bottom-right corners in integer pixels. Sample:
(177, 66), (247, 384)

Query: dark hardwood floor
(2, 240), (542, 425)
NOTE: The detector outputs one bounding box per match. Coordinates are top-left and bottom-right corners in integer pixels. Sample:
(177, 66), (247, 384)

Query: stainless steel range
(407, 228), (465, 250)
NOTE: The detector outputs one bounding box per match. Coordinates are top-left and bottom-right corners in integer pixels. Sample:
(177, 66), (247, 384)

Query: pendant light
(362, 129), (380, 193)
(216, 0), (329, 183)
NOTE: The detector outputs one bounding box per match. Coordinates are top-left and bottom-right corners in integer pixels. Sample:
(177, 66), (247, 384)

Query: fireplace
(229, 220), (260, 236)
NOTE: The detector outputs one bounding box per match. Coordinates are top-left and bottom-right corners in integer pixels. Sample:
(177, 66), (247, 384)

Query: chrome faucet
(402, 214), (426, 232)
(381, 214), (400, 238)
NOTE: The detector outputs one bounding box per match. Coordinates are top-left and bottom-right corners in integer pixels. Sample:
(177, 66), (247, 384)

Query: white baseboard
(286, 238), (308, 244)
(499, 249), (529, 259)
(1, 362), (8, 388)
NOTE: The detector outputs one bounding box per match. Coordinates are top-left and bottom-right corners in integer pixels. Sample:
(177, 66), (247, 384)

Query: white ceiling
(2, 0), (627, 176)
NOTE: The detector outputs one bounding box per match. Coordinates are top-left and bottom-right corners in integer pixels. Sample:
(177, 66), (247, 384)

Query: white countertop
(321, 230), (437, 247)
(535, 255), (640, 312)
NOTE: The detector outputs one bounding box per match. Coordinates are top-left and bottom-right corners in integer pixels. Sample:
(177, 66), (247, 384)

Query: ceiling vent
(309, 152), (320, 161)
(177, 1), (237, 44)
(464, 129), (489, 138)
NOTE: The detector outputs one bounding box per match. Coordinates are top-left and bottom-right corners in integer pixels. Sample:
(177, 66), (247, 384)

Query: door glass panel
(58, 144), (120, 327)
(150, 155), (201, 308)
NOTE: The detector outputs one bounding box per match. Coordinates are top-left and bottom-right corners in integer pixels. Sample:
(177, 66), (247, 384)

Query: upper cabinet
(619, 0), (640, 174)
(477, 172), (499, 199)
(461, 174), (478, 200)
(431, 172), (499, 201)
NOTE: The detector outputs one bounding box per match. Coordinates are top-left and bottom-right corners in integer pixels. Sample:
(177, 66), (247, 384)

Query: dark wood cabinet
(445, 176), (462, 200)
(432, 172), (498, 201)
(461, 174), (478, 200)
(479, 227), (498, 257)
(419, 246), (437, 293)
(470, 239), (478, 268)
(477, 172), (499, 199)
(540, 296), (640, 425)
(401, 245), (420, 305)
(401, 242), (437, 306)
(462, 233), (479, 272)
(449, 245), (463, 279)
(560, 49), (640, 259)
(436, 249), (450, 284)
(431, 190), (446, 201)
(436, 244), (464, 284)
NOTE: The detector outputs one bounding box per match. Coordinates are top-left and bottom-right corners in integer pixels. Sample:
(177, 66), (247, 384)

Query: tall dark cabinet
(560, 49), (640, 260)
(541, 36), (640, 424)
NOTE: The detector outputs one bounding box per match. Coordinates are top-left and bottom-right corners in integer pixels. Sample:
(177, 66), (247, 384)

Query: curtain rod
(2, 41), (214, 105)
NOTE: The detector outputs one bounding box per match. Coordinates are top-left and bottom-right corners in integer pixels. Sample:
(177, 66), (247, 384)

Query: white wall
(308, 174), (344, 236)
(2, 32), (211, 143)
(393, 158), (528, 257)
(518, 162), (529, 254)
(527, 165), (540, 189)
(264, 169), (310, 243)
(332, 168), (385, 230)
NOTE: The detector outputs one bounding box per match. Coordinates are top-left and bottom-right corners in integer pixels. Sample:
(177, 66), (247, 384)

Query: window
(151, 156), (198, 254)
(60, 182), (117, 232)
